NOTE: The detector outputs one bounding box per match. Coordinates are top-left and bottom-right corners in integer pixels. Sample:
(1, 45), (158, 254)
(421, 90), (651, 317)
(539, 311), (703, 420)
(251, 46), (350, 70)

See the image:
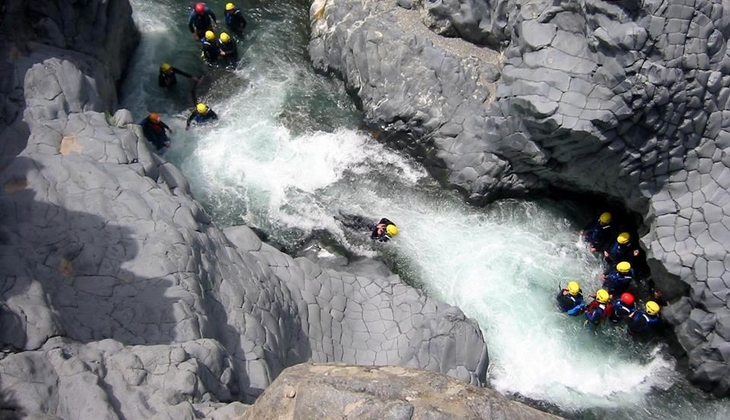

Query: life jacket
(585, 301), (613, 325)
(609, 300), (634, 323)
(604, 271), (633, 294)
(201, 39), (219, 61)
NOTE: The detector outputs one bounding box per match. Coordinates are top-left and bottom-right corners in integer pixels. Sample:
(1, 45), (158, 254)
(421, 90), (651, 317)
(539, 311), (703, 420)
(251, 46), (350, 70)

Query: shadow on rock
(0, 156), (182, 349)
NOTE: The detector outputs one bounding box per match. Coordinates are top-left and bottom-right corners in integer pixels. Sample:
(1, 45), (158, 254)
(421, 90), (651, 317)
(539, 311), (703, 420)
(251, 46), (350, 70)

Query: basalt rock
(0, 1), (489, 418)
(241, 363), (563, 420)
(308, 0), (730, 396)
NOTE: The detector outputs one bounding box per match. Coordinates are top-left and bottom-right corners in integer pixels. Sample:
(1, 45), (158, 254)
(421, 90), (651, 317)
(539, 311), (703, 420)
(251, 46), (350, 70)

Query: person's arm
(188, 12), (196, 34)
(161, 121), (172, 133)
(209, 110), (218, 120)
(138, 118), (147, 126)
(208, 9), (219, 26)
(173, 67), (194, 79)
(186, 112), (196, 130)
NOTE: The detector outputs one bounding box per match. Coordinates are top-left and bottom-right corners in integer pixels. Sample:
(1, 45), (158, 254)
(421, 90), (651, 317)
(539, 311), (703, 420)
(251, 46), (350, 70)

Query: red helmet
(620, 292), (635, 306)
(194, 3), (205, 14)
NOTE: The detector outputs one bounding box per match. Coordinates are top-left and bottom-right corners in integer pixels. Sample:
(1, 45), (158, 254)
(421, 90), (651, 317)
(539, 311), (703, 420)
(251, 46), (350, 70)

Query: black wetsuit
(218, 39), (238, 62)
(201, 38), (220, 63)
(186, 109), (219, 128)
(224, 8), (247, 35)
(370, 218), (395, 242)
(139, 117), (171, 150)
(159, 67), (194, 88)
(189, 8), (218, 39)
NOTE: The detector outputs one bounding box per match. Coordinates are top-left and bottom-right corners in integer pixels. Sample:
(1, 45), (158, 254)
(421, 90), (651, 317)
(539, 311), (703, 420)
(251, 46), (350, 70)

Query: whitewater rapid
(121, 1), (730, 419)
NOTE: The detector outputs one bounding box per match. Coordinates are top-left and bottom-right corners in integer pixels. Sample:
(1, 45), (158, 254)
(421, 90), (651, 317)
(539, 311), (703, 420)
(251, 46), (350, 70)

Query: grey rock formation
(241, 363), (563, 420)
(308, 0), (730, 396)
(0, 1), (489, 418)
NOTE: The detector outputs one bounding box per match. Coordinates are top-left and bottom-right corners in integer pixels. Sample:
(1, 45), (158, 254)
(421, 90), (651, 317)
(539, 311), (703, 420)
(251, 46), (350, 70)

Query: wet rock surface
(309, 0), (730, 396)
(0, 1), (488, 418)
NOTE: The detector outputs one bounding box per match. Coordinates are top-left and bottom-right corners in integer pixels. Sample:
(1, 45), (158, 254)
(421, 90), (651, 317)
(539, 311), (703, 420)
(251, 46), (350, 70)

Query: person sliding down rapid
(584, 289), (613, 329)
(370, 218), (399, 242)
(580, 212), (613, 253)
(186, 103), (218, 130)
(608, 292), (636, 323)
(189, 2), (219, 40)
(139, 113), (173, 151)
(224, 3), (247, 36)
(158, 63), (201, 88)
(556, 281), (586, 315)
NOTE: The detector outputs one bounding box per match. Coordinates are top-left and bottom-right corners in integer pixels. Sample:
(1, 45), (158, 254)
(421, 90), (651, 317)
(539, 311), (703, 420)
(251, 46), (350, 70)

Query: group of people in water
(557, 212), (663, 336)
(139, 2), (248, 151)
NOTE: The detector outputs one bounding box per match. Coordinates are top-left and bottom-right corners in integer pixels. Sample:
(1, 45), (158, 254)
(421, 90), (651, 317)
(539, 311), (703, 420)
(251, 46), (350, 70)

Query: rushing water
(121, 1), (730, 418)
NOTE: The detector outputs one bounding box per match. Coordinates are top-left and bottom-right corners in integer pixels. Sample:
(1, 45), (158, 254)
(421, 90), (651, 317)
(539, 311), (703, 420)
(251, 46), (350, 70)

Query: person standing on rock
(189, 2), (219, 40)
(580, 212), (613, 253)
(224, 3), (247, 36)
(139, 113), (173, 151)
(186, 103), (218, 130)
(158, 63), (201, 88)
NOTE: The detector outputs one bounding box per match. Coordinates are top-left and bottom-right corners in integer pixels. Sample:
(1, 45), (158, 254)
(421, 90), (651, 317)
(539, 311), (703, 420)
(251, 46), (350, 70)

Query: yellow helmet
(160, 63), (172, 72)
(148, 112), (160, 122)
(596, 289), (610, 304)
(599, 212), (612, 224)
(205, 30), (216, 41)
(220, 32), (230, 43)
(196, 103), (208, 114)
(226, 3), (235, 11)
(617, 261), (631, 274)
(386, 224), (399, 237)
(617, 232), (630, 245)
(646, 301), (660, 316)
(567, 281), (581, 296)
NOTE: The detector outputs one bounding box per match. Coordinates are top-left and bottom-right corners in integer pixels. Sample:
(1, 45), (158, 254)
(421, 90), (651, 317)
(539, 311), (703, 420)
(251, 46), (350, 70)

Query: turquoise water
(120, 1), (730, 418)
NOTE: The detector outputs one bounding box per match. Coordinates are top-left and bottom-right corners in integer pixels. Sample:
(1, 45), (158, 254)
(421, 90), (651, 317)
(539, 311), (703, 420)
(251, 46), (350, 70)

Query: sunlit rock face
(0, 2), (489, 418)
(309, 0), (730, 396)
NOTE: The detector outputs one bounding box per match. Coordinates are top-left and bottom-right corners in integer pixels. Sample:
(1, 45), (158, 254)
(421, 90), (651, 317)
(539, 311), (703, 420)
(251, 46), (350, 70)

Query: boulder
(241, 363), (563, 420)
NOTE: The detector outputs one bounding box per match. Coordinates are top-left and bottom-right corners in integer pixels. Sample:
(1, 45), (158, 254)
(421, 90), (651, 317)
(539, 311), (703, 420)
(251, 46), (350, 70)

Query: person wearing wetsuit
(186, 103), (218, 130)
(139, 113), (172, 150)
(601, 261), (634, 296)
(200, 30), (221, 64)
(189, 2), (219, 40)
(224, 3), (247, 36)
(608, 292), (636, 323)
(627, 301), (661, 335)
(556, 281), (585, 316)
(604, 232), (640, 265)
(584, 289), (613, 329)
(158, 63), (200, 88)
(370, 218), (398, 242)
(217, 32), (238, 63)
(580, 212), (613, 253)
